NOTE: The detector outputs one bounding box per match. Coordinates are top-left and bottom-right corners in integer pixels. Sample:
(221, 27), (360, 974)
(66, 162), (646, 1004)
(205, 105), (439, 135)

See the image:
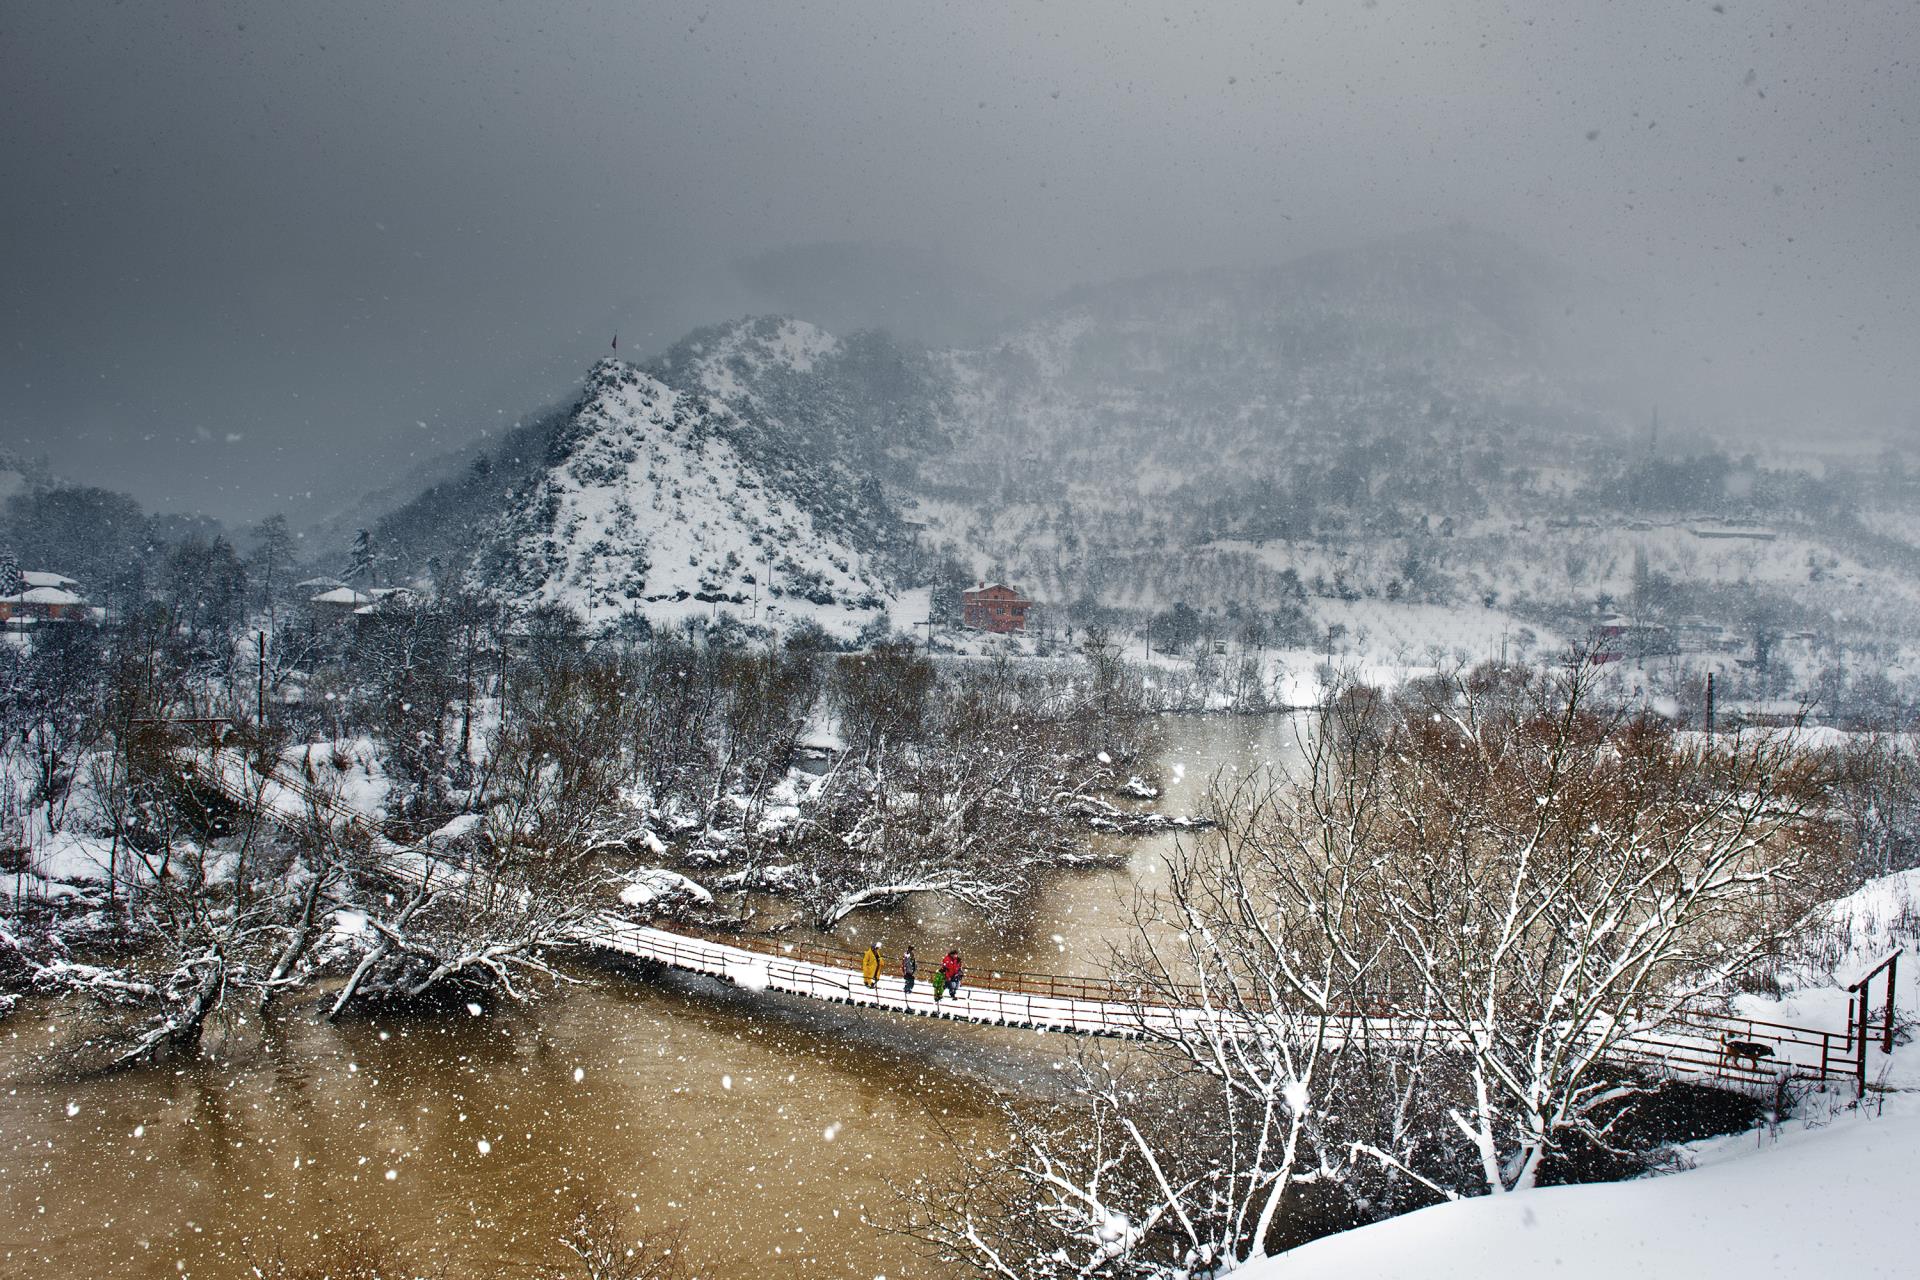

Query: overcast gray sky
(3, 0), (1917, 523)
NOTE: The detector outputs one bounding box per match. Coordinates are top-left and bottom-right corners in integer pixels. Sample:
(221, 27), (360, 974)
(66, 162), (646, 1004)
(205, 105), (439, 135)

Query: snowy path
(197, 750), (1876, 1090)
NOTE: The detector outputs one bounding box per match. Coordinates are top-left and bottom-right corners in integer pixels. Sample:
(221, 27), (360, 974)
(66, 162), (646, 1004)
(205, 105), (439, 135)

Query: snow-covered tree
(325, 655), (627, 1014)
(904, 661), (1840, 1276)
(898, 718), (1452, 1276)
(347, 527), (376, 584)
(792, 650), (1141, 927)
(1, 743), (327, 1063)
(248, 512), (297, 626)
(1356, 662), (1836, 1194)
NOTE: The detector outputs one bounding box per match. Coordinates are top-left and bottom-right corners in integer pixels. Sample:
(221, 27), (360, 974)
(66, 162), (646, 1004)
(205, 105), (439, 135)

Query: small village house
(961, 582), (1032, 634)
(0, 571), (99, 629)
(1590, 613), (1674, 664)
(307, 584), (423, 634)
(307, 585), (375, 621)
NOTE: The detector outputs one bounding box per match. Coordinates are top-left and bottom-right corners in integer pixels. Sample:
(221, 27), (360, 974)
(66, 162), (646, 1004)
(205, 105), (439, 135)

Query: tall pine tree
(348, 528), (376, 585)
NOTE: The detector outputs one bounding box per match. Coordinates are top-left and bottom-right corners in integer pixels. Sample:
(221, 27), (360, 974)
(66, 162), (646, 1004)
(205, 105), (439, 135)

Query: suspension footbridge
(194, 749), (1895, 1096)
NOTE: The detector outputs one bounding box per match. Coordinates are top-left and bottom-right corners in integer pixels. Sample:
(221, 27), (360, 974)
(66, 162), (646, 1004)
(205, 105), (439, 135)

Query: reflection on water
(0, 712), (1305, 1279)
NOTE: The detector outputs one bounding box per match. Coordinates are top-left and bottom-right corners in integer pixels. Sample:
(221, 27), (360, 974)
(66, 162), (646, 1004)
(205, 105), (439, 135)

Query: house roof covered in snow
(3, 586), (85, 606)
(21, 571), (79, 590)
(310, 587), (373, 606)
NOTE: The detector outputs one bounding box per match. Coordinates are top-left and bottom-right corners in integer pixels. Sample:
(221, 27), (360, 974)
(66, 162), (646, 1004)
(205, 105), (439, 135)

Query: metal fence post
(1856, 984), (1870, 1098)
(1884, 952), (1899, 1055)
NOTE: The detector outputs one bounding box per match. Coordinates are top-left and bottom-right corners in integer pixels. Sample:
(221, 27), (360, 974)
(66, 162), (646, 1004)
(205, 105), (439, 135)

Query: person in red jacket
(941, 950), (964, 998)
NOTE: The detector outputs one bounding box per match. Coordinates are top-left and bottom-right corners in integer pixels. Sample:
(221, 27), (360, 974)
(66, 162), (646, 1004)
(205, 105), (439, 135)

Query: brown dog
(1721, 1037), (1774, 1072)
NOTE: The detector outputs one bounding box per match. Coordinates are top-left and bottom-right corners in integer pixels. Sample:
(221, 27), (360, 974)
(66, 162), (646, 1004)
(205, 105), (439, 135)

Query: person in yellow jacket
(861, 943), (882, 990)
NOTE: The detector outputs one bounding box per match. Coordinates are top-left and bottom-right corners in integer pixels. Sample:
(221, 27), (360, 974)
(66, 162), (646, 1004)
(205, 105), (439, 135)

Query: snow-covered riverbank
(1251, 866), (1920, 1279)
(1254, 1102), (1919, 1280)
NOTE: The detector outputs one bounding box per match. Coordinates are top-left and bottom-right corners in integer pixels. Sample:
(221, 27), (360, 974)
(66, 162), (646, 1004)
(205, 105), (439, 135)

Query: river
(0, 713), (1308, 1279)
(786, 710), (1313, 979)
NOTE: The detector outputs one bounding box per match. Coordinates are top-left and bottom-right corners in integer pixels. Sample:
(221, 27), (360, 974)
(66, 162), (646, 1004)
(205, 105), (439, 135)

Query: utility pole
(920, 616), (935, 653)
(1706, 670), (1716, 742)
(498, 641), (510, 722)
(257, 630), (268, 730)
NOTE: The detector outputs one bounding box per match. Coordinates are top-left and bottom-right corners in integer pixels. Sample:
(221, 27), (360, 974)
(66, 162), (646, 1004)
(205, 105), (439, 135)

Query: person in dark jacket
(902, 945), (917, 995)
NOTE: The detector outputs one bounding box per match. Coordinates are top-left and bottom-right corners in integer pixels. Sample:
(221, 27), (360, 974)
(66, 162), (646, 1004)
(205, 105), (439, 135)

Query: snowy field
(1308, 597), (1555, 665)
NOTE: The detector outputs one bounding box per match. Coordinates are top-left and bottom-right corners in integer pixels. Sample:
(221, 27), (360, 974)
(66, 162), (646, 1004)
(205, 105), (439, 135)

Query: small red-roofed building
(961, 583), (1032, 634)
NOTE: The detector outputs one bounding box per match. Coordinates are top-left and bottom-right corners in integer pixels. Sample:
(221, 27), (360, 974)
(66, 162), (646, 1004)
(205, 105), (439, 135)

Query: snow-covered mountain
(367, 227), (1630, 626)
(474, 356), (894, 635)
(352, 225), (1920, 677)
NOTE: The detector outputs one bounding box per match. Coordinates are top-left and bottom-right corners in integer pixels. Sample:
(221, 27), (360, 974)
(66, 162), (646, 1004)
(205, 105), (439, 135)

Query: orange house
(961, 583), (1032, 634)
(0, 582), (92, 625)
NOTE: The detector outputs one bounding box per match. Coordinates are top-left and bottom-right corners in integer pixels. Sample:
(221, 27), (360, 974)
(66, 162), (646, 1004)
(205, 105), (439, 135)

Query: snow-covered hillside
(1255, 1108), (1920, 1280)
(485, 358), (894, 636)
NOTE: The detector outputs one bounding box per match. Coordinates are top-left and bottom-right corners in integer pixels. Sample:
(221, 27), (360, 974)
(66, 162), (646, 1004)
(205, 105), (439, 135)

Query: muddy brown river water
(0, 714), (1308, 1278)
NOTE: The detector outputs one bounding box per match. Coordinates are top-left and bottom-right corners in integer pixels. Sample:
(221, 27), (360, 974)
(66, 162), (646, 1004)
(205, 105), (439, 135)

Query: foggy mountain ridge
(325, 224), (1920, 668)
(1035, 224), (1579, 366)
(333, 224), (1731, 559)
(933, 225), (1617, 483)
(16, 222), (1920, 663)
